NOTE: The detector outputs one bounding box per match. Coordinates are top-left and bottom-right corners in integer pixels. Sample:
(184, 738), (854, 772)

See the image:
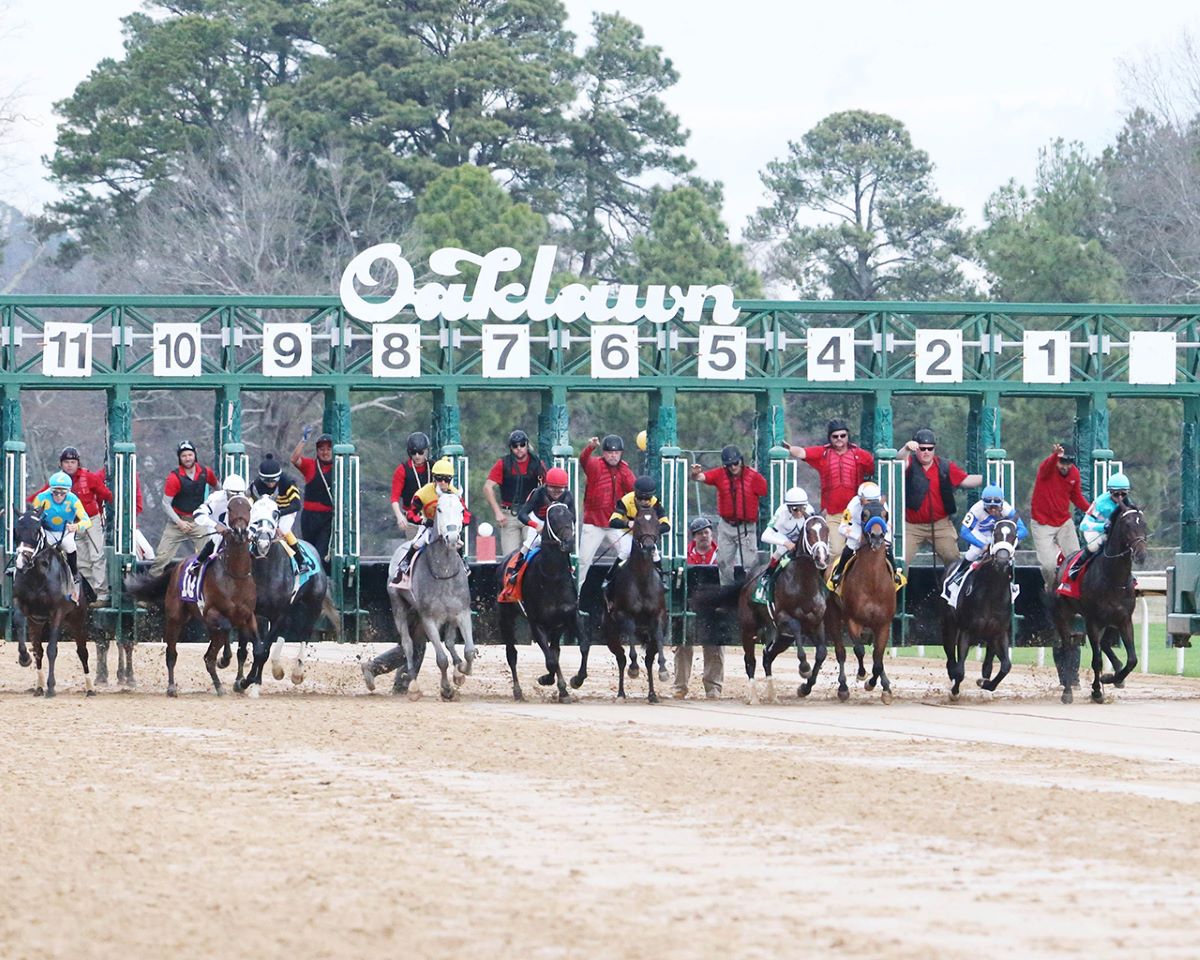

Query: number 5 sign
(698, 326), (746, 380)
(915, 329), (963, 383)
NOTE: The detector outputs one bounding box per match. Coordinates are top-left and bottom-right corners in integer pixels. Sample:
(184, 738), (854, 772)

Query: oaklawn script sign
(338, 244), (741, 326)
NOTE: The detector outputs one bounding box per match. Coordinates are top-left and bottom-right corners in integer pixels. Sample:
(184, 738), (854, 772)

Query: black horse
(940, 518), (1019, 701)
(1052, 504), (1148, 704)
(572, 509), (667, 702)
(496, 501), (579, 702)
(10, 508), (93, 698)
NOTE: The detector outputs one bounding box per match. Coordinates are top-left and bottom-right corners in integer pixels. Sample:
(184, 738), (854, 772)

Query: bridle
(541, 501), (574, 552)
(801, 514), (831, 569)
(985, 518), (1017, 570)
(1103, 507), (1147, 559)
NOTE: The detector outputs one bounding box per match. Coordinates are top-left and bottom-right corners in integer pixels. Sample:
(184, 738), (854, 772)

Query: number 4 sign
(806, 328), (854, 382)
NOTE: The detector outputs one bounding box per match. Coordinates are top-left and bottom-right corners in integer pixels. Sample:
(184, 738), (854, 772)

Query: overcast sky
(1, 0), (1196, 236)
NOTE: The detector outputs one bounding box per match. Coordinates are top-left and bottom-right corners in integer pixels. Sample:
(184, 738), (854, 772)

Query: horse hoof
(949, 690), (959, 702)
(658, 667), (669, 682)
(360, 663), (376, 692)
(880, 689), (893, 705)
(291, 669), (305, 686)
(18, 653), (32, 668)
(856, 669), (867, 681)
(34, 688), (43, 697)
(247, 684), (260, 699)
(215, 687), (225, 697)
(121, 677), (136, 690)
(837, 688), (850, 702)
(1061, 687), (1073, 704)
(233, 679), (244, 693)
(627, 664), (639, 679)
(407, 688), (423, 702)
(569, 675), (584, 690)
(45, 688), (56, 699)
(976, 678), (985, 688)
(167, 686), (178, 698)
(272, 663), (285, 681)
(218, 655), (232, 670)
(980, 688), (993, 702)
(1100, 673), (1115, 685)
(86, 689), (96, 698)
(452, 669), (466, 687)
(648, 692), (659, 704)
(864, 679), (877, 692)
(557, 690), (574, 703)
(460, 658), (473, 677)
(798, 661), (811, 678)
(537, 673), (555, 686)
(513, 686), (525, 702)
(1091, 690), (1105, 704)
(797, 685), (811, 699)
(440, 687), (456, 702)
(1114, 679), (1125, 689)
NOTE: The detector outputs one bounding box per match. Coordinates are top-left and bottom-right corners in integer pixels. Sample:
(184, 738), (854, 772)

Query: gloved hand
(302, 424), (313, 442)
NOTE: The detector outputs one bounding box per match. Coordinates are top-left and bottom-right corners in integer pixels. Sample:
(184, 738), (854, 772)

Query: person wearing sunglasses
(484, 428), (547, 557)
(1030, 442), (1090, 590)
(785, 418), (875, 560)
(1079, 472), (1136, 558)
(396, 458), (472, 580)
(689, 444), (767, 586)
(899, 428), (982, 568)
(391, 431), (432, 540)
(577, 434), (636, 595)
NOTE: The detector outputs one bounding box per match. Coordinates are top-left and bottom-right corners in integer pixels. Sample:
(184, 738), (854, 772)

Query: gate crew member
(676, 514), (724, 701)
(151, 441), (219, 576)
(30, 447), (113, 602)
(291, 428), (335, 573)
(786, 418), (875, 558)
(686, 517), (717, 565)
(690, 444), (767, 585)
(391, 431), (432, 543)
(1030, 442), (1089, 589)
(31, 471), (93, 603)
(249, 454), (314, 574)
(898, 428), (982, 567)
(577, 435), (636, 595)
(483, 429), (547, 556)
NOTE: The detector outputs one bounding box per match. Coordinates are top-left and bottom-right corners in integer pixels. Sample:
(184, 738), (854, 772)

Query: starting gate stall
(3, 249), (1200, 649)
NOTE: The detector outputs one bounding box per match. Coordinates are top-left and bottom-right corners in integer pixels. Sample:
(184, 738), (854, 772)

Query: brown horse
(824, 502), (896, 703)
(125, 495), (258, 696)
(738, 515), (831, 704)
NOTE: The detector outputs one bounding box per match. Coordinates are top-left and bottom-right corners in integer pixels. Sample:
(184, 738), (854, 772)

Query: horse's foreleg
(455, 609), (475, 678)
(118, 640), (135, 689)
(96, 637), (110, 686)
(423, 617), (454, 701)
(270, 630), (286, 680)
(799, 623), (827, 698)
(950, 630), (969, 702)
(242, 627), (272, 692)
(1086, 622), (1106, 703)
(626, 642), (639, 679)
(291, 640), (309, 685)
(44, 620), (61, 699)
(1102, 622), (1137, 688)
(202, 628), (226, 695)
(164, 618), (180, 698)
(218, 633), (232, 670)
(873, 623), (894, 704)
(234, 637), (249, 690)
(762, 624), (795, 704)
(505, 639), (523, 701)
(655, 635), (669, 683)
(32, 635), (45, 696)
(983, 634), (1012, 693)
(833, 636), (849, 702)
(76, 638), (94, 697)
(854, 641), (867, 681)
(570, 616), (591, 690)
(742, 627), (760, 705)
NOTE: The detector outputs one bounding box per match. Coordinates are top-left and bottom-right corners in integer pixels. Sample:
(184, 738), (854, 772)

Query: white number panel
(590, 326), (639, 379)
(1128, 330), (1177, 385)
(807, 328), (854, 382)
(371, 324), (421, 378)
(42, 322), (93, 378)
(915, 329), (963, 384)
(1022, 330), (1071, 384)
(482, 324), (531, 379)
(262, 323), (312, 377)
(153, 323), (203, 377)
(698, 325), (746, 380)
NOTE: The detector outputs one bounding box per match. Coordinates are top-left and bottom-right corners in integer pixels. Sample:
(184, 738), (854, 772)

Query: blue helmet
(49, 471), (72, 491)
(981, 484), (1005, 506)
(1107, 472), (1131, 492)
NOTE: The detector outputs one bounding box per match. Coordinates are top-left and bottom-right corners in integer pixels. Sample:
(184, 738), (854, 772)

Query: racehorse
(496, 501), (579, 702)
(10, 508), (93, 697)
(376, 494), (475, 701)
(572, 508), (667, 702)
(824, 501), (896, 703)
(233, 498), (339, 695)
(738, 515), (831, 704)
(1052, 504), (1148, 704)
(124, 494), (258, 696)
(940, 518), (1019, 700)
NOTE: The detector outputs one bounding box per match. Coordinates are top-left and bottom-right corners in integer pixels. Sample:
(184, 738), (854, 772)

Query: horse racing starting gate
(4, 244), (1200, 647)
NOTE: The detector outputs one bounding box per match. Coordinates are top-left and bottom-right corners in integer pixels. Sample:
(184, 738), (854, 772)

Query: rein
(1102, 510), (1147, 560)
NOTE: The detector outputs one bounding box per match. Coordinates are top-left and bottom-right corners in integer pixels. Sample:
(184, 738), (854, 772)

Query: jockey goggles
(434, 473), (454, 483)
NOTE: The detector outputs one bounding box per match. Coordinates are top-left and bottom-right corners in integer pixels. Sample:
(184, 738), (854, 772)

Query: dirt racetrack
(2, 641), (1199, 960)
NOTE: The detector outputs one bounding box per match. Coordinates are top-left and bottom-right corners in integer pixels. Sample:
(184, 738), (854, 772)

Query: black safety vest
(499, 454), (546, 507)
(172, 466), (209, 515)
(305, 460), (334, 508)
(904, 456), (957, 518)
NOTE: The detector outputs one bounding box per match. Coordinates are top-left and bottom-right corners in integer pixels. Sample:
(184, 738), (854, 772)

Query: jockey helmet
(858, 481), (882, 502)
(508, 429), (529, 448)
(222, 474), (247, 495)
(981, 484), (1005, 506)
(1107, 472), (1131, 492)
(314, 433), (333, 447)
(688, 516), (713, 534)
(601, 434), (624, 452)
(258, 456), (282, 481)
(784, 486), (809, 507)
(721, 444), (742, 466)
(545, 467), (569, 487)
(1057, 442), (1076, 463)
(49, 471), (72, 491)
(59, 446), (80, 462)
(432, 458), (454, 480)
(177, 440), (197, 458)
(826, 418), (849, 438)
(912, 428), (936, 446)
(406, 431), (430, 456)
(633, 475), (656, 498)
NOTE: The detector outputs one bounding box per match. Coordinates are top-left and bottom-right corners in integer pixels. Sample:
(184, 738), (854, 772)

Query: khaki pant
(577, 523), (624, 594)
(497, 511), (524, 556)
(151, 519), (209, 576)
(717, 519), (758, 586)
(1031, 518), (1081, 589)
(674, 643), (724, 696)
(77, 519), (107, 591)
(904, 515), (960, 566)
(825, 511), (847, 558)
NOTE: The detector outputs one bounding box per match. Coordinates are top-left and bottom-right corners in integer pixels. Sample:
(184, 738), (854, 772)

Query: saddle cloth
(497, 548), (540, 605)
(751, 556), (790, 606)
(1055, 550), (1090, 599)
(940, 561), (1020, 609)
(292, 541), (321, 597)
(179, 553), (215, 604)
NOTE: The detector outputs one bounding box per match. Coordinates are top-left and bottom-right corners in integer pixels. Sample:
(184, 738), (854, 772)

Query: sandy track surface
(2, 642), (1199, 959)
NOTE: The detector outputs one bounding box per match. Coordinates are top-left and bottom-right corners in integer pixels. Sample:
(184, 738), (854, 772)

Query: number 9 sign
(263, 323), (312, 377)
(590, 326), (639, 379)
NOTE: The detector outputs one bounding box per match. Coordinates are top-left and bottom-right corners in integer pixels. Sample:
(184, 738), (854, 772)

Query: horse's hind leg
(1103, 619), (1138, 689)
(799, 625), (827, 698)
(762, 626), (794, 704)
(626, 642), (639, 679)
(291, 640), (309, 685)
(118, 640), (136, 688)
(983, 635), (1012, 693)
(570, 615), (591, 690)
(949, 631), (969, 702)
(76, 638), (94, 697)
(1085, 622), (1106, 703)
(742, 625), (760, 705)
(505, 641), (523, 701)
(270, 633), (286, 680)
(96, 637), (110, 685)
(656, 641), (668, 683)
(833, 635), (849, 702)
(218, 634), (232, 670)
(234, 637), (249, 690)
(203, 630), (226, 695)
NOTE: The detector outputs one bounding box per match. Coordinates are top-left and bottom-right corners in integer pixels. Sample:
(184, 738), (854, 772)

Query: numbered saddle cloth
(751, 557), (789, 606)
(1055, 550), (1090, 599)
(179, 553), (215, 604)
(292, 541), (322, 597)
(498, 548), (540, 604)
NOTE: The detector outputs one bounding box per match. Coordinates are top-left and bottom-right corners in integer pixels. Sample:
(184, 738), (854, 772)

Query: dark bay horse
(124, 494), (258, 696)
(11, 509), (93, 697)
(496, 501), (579, 702)
(940, 518), (1019, 701)
(1053, 504), (1148, 704)
(572, 509), (667, 702)
(824, 502), (896, 703)
(739, 515), (831, 704)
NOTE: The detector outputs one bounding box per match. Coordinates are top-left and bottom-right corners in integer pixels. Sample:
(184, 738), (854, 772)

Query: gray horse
(364, 494), (475, 700)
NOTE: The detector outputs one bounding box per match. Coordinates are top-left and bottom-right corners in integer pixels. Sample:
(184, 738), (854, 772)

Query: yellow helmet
(432, 458), (454, 479)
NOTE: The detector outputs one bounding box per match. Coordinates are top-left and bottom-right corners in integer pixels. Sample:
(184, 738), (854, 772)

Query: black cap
(406, 431), (430, 456)
(688, 516), (713, 534)
(1057, 442), (1076, 462)
(601, 434), (624, 452)
(177, 440), (196, 457)
(826, 418), (849, 438)
(634, 475), (656, 496)
(315, 433), (333, 447)
(913, 428), (936, 446)
(508, 429), (529, 447)
(258, 456), (282, 480)
(59, 446), (80, 462)
(721, 444), (742, 466)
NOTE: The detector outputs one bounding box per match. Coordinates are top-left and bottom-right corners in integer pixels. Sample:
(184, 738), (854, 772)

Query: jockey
(959, 484), (1028, 563)
(505, 467), (575, 583)
(249, 455), (314, 574)
(761, 486), (817, 573)
(193, 474), (248, 564)
(397, 458), (471, 576)
(1079, 472), (1134, 554)
(31, 471), (92, 600)
(609, 475), (670, 565)
(830, 481), (901, 587)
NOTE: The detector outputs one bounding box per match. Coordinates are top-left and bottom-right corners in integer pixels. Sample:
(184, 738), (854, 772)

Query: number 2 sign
(915, 329), (962, 383)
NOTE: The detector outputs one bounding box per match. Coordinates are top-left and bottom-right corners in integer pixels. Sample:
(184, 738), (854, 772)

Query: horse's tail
(124, 565), (176, 605)
(320, 590), (342, 642)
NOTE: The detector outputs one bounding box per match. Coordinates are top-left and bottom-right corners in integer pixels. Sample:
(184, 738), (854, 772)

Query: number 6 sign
(590, 326), (639, 379)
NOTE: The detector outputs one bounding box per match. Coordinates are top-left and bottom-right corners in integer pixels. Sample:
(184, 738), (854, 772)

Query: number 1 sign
(1022, 331), (1071, 384)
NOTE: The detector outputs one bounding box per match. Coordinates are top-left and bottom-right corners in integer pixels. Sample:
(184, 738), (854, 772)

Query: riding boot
(886, 545), (903, 585)
(830, 544), (854, 587)
(66, 551), (80, 603)
(507, 551), (527, 586)
(196, 539), (216, 565)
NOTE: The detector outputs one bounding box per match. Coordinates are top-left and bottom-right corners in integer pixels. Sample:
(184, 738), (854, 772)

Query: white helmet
(222, 474), (247, 495)
(784, 486), (809, 507)
(858, 481), (882, 502)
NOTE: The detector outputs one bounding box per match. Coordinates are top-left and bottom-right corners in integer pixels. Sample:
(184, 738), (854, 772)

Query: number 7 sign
(482, 325), (530, 378)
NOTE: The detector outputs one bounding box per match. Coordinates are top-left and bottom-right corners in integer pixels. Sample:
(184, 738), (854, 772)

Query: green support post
(539, 386), (576, 538)
(1183, 397), (1200, 553)
(106, 385), (135, 618)
(215, 385), (246, 480)
(1075, 394), (1109, 503)
(756, 388), (790, 519)
(647, 386), (678, 486)
(862, 390), (894, 455)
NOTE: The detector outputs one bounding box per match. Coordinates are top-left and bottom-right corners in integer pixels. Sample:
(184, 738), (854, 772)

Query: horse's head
(434, 494), (465, 548)
(13, 508), (45, 571)
(1112, 504), (1149, 565)
(803, 515), (831, 570)
(248, 497), (279, 558)
(631, 509), (661, 552)
(542, 501), (575, 553)
(860, 501), (888, 549)
(224, 494), (251, 545)
(987, 518), (1018, 572)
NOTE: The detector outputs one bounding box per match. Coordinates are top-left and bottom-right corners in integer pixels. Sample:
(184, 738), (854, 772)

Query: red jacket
(700, 465), (767, 523)
(95, 467), (144, 514)
(1030, 454), (1089, 526)
(579, 443), (636, 526)
(800, 444), (875, 514)
(30, 467), (112, 518)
